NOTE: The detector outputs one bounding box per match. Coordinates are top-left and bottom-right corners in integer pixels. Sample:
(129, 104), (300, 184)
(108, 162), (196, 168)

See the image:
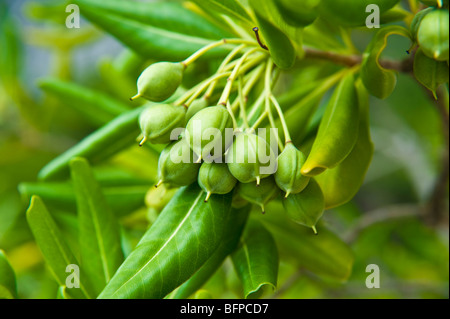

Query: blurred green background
(0, 0), (448, 299)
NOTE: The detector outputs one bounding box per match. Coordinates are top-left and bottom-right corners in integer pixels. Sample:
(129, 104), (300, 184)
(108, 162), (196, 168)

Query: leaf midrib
(111, 191), (204, 297)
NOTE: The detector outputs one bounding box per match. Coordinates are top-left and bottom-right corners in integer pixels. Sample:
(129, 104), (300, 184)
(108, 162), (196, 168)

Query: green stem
(231, 63), (265, 112)
(218, 48), (263, 105)
(238, 76), (249, 129)
(204, 44), (246, 99)
(182, 39), (258, 67)
(264, 60), (284, 151)
(270, 95), (291, 144)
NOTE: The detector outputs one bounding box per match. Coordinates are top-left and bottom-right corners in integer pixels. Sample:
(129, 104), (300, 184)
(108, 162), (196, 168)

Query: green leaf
(19, 182), (150, 217)
(37, 106), (146, 181)
(360, 25), (411, 99)
(191, 0), (252, 23)
(318, 0), (400, 27)
(259, 202), (354, 281)
(76, 0), (231, 61)
(39, 78), (131, 126)
(98, 184), (232, 299)
(253, 12), (296, 69)
(26, 196), (94, 299)
(413, 47), (449, 98)
(0, 249), (17, 299)
(171, 204), (251, 299)
(231, 220), (278, 299)
(70, 158), (124, 296)
(316, 81), (374, 209)
(302, 72), (360, 176)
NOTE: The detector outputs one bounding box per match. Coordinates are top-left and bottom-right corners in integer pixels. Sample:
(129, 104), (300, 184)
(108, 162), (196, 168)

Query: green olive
(186, 105), (233, 162)
(417, 8), (449, 61)
(274, 143), (310, 198)
(133, 61), (184, 102)
(226, 132), (277, 185)
(236, 176), (280, 213)
(198, 162), (237, 201)
(282, 178), (324, 233)
(185, 98), (208, 122)
(157, 139), (200, 188)
(139, 103), (186, 145)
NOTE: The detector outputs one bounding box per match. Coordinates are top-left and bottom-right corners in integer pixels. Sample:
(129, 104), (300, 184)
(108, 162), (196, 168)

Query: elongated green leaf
(19, 182), (150, 217)
(253, 12), (296, 69)
(302, 72), (359, 176)
(98, 184), (232, 299)
(39, 78), (131, 126)
(231, 220), (278, 299)
(316, 81), (374, 209)
(0, 250), (17, 299)
(26, 196), (94, 299)
(360, 26), (411, 99)
(191, 0), (252, 23)
(319, 0), (400, 27)
(37, 107), (145, 181)
(76, 0), (231, 61)
(259, 202), (354, 281)
(171, 204), (251, 299)
(70, 158), (124, 296)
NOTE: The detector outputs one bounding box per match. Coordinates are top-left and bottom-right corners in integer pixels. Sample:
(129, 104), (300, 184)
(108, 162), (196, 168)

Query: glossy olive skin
(236, 176), (280, 213)
(274, 143), (310, 197)
(139, 103), (186, 145)
(282, 178), (324, 230)
(226, 132), (277, 184)
(186, 105), (233, 161)
(157, 139), (200, 188)
(136, 62), (184, 102)
(198, 162), (237, 200)
(417, 8), (449, 61)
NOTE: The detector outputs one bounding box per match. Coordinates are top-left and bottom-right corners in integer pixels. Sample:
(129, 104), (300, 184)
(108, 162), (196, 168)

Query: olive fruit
(282, 178), (324, 233)
(157, 139), (200, 188)
(417, 8), (449, 61)
(185, 98), (208, 122)
(236, 176), (280, 213)
(274, 143), (310, 198)
(414, 47), (449, 98)
(132, 61), (184, 102)
(186, 105), (233, 162)
(226, 132), (277, 185)
(198, 162), (237, 202)
(139, 103), (186, 145)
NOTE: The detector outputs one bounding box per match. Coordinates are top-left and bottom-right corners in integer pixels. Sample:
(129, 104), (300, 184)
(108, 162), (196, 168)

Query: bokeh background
(0, 0), (448, 298)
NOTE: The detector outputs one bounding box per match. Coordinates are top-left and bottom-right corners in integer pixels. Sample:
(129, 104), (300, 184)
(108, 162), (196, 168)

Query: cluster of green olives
(411, 1), (449, 96)
(132, 59), (323, 232)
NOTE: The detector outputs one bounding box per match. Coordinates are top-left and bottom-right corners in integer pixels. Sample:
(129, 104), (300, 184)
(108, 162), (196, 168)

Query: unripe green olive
(157, 139), (200, 188)
(133, 62), (184, 102)
(185, 98), (208, 122)
(417, 8), (449, 61)
(226, 132), (277, 185)
(186, 105), (233, 162)
(236, 176), (280, 213)
(274, 143), (310, 198)
(139, 103), (186, 145)
(198, 162), (237, 202)
(414, 47), (449, 97)
(282, 178), (324, 233)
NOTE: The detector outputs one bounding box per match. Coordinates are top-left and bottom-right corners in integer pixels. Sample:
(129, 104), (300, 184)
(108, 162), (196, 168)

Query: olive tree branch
(303, 47), (415, 72)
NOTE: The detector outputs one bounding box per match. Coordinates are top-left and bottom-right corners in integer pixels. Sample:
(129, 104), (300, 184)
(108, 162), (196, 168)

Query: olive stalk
(204, 44), (247, 99)
(237, 76), (250, 129)
(264, 60), (284, 151)
(181, 39), (259, 67)
(218, 47), (263, 106)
